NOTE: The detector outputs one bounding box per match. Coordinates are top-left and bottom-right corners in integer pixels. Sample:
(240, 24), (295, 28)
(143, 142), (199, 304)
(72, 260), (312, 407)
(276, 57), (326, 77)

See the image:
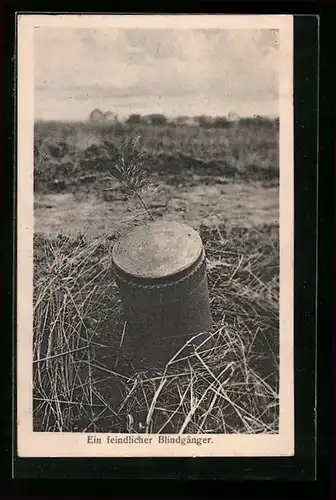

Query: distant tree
(214, 116), (231, 128)
(239, 116), (275, 128)
(126, 114), (142, 125)
(148, 114), (167, 126)
(239, 117), (256, 126)
(175, 116), (197, 126)
(104, 111), (118, 122)
(89, 109), (105, 122)
(197, 115), (207, 128)
(198, 115), (216, 128)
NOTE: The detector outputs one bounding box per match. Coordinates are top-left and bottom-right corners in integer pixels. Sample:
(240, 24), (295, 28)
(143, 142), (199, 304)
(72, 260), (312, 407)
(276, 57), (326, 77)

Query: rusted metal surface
(112, 221), (213, 368)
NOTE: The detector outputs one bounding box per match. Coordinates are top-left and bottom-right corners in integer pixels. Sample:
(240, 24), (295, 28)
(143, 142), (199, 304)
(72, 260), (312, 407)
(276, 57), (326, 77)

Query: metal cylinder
(112, 221), (213, 368)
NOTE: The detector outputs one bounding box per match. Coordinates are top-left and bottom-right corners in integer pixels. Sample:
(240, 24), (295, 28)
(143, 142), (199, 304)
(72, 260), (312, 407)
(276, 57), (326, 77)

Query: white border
(17, 14), (294, 458)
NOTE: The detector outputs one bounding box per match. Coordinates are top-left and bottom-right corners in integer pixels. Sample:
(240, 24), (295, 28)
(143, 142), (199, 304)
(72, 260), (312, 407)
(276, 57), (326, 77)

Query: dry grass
(33, 222), (279, 434)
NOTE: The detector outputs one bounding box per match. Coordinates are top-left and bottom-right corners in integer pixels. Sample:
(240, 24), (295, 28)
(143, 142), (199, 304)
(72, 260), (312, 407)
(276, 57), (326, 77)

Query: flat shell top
(112, 221), (203, 279)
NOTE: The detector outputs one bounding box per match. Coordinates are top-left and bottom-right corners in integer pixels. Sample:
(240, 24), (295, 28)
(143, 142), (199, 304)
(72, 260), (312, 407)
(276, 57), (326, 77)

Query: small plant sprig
(102, 134), (154, 222)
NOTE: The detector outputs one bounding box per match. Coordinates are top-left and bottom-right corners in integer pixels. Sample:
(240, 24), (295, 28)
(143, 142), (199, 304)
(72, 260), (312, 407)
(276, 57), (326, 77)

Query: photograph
(17, 14), (294, 457)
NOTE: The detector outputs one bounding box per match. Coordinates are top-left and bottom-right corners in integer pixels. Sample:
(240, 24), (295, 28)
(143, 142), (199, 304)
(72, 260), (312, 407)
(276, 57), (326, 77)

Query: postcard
(16, 14), (294, 458)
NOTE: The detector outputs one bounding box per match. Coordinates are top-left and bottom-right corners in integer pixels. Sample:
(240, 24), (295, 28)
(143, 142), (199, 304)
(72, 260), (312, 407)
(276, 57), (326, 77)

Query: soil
(34, 179), (278, 238)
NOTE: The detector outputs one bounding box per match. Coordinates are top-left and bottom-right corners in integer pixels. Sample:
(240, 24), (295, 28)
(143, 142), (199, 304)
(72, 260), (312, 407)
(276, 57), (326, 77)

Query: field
(33, 119), (280, 434)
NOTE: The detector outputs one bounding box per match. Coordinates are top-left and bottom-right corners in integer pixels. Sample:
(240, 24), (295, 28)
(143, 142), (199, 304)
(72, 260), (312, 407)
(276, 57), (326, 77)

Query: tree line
(89, 109), (279, 129)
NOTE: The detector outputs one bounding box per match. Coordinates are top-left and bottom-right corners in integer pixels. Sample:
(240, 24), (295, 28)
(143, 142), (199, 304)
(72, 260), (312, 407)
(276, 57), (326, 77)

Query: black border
(11, 9), (318, 482)
(3, 3), (332, 496)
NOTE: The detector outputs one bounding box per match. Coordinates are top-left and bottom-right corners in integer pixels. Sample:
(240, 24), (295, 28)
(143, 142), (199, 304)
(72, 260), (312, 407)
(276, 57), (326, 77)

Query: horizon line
(35, 114), (280, 123)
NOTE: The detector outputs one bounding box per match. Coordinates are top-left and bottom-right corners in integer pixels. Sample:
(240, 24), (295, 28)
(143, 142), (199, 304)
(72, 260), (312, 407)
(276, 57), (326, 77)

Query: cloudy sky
(34, 27), (279, 121)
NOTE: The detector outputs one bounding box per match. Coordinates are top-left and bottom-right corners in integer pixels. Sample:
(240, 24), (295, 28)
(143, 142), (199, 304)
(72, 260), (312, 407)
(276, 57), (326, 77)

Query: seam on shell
(114, 249), (206, 290)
